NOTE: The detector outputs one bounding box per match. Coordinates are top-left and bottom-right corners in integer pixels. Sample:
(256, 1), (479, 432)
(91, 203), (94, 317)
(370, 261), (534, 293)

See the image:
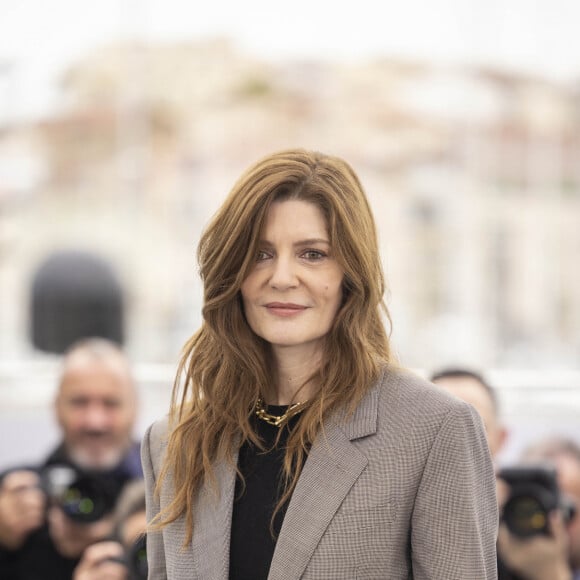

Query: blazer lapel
(268, 386), (380, 580)
(191, 452), (238, 580)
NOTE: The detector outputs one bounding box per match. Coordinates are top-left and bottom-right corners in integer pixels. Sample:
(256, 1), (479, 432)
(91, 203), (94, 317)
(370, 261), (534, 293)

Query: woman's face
(240, 199), (344, 357)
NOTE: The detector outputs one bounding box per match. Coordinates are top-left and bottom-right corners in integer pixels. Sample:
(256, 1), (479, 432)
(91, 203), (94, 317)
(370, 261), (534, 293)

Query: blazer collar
(268, 380), (381, 580)
(190, 450), (239, 580)
(332, 379), (380, 441)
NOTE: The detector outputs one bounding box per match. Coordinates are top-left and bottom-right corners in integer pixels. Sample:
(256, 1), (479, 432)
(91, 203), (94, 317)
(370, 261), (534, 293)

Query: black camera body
(41, 464), (121, 524)
(127, 534), (148, 580)
(498, 464), (575, 538)
(107, 535), (148, 580)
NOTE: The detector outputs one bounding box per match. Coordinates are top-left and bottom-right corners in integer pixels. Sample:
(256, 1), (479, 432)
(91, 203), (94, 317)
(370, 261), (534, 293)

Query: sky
(1, 0), (579, 120)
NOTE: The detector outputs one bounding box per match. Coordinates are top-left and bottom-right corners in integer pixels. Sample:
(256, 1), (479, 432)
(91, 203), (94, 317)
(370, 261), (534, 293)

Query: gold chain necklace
(254, 397), (307, 428)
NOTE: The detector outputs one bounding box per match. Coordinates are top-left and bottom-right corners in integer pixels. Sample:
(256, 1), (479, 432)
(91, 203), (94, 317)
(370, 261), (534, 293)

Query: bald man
(0, 338), (142, 580)
(54, 338), (138, 471)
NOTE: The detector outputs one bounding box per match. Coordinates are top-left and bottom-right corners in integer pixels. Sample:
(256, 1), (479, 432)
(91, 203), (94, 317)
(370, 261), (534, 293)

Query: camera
(498, 464), (576, 538)
(41, 464), (121, 524)
(126, 534), (148, 580)
(107, 535), (148, 580)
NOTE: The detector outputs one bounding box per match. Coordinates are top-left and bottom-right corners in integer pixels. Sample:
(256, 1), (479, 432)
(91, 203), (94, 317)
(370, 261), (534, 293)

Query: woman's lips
(265, 302), (307, 317)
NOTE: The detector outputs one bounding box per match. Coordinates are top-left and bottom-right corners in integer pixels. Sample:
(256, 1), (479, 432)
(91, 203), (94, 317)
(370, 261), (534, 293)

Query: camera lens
(42, 465), (120, 524)
(498, 465), (562, 539)
(503, 494), (549, 537)
(60, 475), (110, 523)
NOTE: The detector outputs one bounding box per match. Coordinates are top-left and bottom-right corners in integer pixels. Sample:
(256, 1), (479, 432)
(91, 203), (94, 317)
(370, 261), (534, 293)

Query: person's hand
(48, 506), (116, 558)
(73, 541), (128, 580)
(498, 510), (572, 580)
(0, 470), (45, 550)
(496, 475), (510, 508)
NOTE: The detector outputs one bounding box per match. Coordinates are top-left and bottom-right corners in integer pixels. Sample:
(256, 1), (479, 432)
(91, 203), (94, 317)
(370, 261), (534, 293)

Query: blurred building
(0, 39), (578, 369)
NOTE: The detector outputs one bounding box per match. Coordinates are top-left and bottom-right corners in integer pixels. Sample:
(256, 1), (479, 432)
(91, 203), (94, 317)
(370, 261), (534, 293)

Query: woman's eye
(302, 250), (326, 260)
(256, 250), (271, 261)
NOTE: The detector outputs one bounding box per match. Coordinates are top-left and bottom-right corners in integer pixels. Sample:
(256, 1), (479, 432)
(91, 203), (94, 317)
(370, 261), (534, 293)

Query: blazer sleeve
(141, 421), (168, 580)
(411, 402), (498, 579)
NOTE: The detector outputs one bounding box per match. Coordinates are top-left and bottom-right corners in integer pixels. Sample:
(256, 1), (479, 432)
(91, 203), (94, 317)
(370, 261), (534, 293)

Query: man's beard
(67, 433), (128, 470)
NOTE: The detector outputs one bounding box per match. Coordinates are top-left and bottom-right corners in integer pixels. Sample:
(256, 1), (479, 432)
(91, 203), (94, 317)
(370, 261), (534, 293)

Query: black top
(229, 406), (305, 580)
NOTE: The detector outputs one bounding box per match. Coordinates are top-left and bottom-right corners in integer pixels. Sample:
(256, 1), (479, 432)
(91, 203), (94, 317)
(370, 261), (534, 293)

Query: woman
(142, 149), (498, 579)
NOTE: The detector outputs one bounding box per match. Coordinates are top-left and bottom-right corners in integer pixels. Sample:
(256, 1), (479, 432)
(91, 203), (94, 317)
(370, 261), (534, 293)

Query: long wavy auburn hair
(153, 149), (395, 543)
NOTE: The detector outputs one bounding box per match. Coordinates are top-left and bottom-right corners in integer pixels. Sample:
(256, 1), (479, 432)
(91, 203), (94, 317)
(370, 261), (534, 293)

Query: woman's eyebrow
(258, 238), (331, 246)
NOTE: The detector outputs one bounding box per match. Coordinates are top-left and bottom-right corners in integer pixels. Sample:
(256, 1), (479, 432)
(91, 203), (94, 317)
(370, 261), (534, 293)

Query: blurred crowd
(1, 338), (579, 579)
(0, 339), (147, 580)
(432, 368), (580, 580)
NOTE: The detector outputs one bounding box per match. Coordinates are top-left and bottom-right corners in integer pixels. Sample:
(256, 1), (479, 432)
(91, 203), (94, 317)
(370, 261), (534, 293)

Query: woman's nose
(269, 255), (298, 290)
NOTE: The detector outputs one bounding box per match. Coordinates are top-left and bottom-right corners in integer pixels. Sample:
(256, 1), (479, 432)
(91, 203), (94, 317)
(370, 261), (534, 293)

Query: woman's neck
(270, 345), (322, 405)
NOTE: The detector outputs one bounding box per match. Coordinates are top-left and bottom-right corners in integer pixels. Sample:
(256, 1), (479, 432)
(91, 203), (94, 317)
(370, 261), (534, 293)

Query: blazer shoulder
(141, 415), (170, 477)
(365, 366), (489, 478)
(376, 365), (476, 427)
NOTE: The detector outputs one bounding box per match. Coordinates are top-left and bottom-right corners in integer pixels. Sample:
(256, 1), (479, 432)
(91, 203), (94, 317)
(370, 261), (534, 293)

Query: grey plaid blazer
(142, 367), (498, 579)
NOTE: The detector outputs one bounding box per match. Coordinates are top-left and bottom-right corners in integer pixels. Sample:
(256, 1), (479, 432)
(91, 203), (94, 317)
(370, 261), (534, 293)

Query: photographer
(431, 368), (574, 580)
(500, 437), (580, 580)
(497, 464), (574, 580)
(0, 338), (143, 579)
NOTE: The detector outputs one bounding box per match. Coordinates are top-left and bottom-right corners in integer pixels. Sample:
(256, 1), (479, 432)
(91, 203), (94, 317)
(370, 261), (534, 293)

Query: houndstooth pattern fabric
(142, 366), (499, 579)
